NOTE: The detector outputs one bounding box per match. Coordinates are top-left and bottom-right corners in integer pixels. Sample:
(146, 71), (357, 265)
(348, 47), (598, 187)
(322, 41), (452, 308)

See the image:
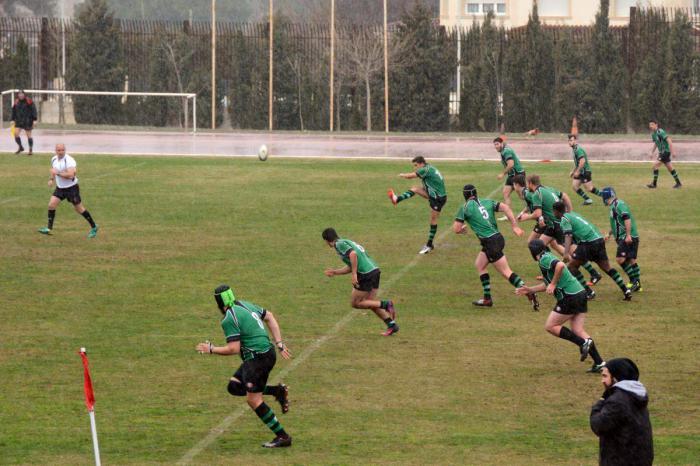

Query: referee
(38, 144), (98, 238)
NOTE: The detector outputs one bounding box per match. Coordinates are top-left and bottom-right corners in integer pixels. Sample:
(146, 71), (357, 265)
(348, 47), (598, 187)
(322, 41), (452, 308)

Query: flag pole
(79, 348), (101, 466)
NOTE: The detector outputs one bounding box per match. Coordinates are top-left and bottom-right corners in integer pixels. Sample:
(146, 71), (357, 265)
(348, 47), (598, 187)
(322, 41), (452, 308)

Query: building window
(465, 2), (506, 16)
(538, 0), (570, 17)
(614, 0), (636, 17)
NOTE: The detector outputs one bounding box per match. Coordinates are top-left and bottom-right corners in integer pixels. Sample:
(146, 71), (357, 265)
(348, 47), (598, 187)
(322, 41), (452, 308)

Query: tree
(584, 0), (626, 132)
(552, 32), (589, 132)
(522, 2), (554, 131)
(68, 0), (125, 124)
(390, 2), (454, 132)
(662, 10), (699, 133)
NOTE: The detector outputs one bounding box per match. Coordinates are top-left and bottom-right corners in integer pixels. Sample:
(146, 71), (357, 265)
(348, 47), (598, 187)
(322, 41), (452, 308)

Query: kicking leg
(570, 313), (604, 366)
(472, 252), (493, 306)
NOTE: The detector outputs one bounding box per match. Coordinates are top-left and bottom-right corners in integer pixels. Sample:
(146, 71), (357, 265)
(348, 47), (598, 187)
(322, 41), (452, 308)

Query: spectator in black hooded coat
(590, 358), (653, 466)
(11, 90), (37, 155)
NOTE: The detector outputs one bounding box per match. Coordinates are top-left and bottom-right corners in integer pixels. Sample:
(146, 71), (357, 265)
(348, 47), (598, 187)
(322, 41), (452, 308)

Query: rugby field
(1, 154), (698, 464)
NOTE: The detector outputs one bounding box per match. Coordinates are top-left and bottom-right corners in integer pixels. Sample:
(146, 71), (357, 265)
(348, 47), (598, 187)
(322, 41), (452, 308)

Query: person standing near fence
(11, 90), (38, 155)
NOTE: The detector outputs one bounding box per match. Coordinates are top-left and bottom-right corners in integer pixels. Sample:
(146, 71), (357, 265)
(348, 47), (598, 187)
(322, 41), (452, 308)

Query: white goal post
(1, 89), (198, 134)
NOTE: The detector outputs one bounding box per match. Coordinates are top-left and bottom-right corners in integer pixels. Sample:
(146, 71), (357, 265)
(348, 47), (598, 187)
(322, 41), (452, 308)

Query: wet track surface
(2, 129), (699, 162)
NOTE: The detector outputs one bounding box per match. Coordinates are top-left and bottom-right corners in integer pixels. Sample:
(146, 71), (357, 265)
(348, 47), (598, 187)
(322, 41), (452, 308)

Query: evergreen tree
(663, 10), (698, 133)
(585, 0), (626, 132)
(522, 2), (554, 131)
(390, 2), (454, 131)
(627, 8), (669, 131)
(459, 22), (483, 131)
(502, 31), (528, 131)
(68, 0), (125, 124)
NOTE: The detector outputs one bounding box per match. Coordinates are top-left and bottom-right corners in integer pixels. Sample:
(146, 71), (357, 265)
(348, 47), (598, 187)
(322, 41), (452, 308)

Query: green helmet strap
(214, 285), (236, 312)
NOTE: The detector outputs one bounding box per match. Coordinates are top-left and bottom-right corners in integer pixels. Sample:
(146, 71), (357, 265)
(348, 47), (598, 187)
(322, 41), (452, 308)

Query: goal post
(1, 89), (198, 134)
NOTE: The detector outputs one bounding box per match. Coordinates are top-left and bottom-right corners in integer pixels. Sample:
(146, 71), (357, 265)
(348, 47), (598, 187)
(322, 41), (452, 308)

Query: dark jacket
(11, 98), (38, 129)
(590, 380), (653, 466)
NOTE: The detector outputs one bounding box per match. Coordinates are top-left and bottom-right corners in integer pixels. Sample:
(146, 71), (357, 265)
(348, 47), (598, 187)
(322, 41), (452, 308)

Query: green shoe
(88, 225), (99, 238)
(38, 227), (52, 235)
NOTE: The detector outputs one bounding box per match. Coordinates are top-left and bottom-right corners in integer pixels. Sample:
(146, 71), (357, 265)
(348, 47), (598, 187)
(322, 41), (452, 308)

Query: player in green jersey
(647, 120), (681, 189)
(553, 202), (632, 301)
(453, 184), (539, 310)
(516, 240), (607, 373)
(600, 188), (642, 292)
(388, 156), (447, 254)
(522, 174), (602, 293)
(322, 228), (399, 336)
(568, 134), (602, 205)
(493, 137), (526, 219)
(195, 285), (293, 448)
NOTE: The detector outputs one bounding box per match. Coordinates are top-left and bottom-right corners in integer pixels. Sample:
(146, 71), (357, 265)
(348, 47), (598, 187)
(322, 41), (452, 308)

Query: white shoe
(418, 244), (434, 255)
(497, 215), (508, 222)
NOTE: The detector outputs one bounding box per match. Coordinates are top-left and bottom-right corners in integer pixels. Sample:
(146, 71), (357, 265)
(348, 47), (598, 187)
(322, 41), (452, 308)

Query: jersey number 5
(479, 206), (490, 220)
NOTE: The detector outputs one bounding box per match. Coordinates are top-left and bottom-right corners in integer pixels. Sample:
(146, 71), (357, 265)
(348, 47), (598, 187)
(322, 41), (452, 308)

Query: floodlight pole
(383, 0), (389, 133)
(211, 0), (216, 130)
(329, 0), (335, 132)
(269, 0), (274, 131)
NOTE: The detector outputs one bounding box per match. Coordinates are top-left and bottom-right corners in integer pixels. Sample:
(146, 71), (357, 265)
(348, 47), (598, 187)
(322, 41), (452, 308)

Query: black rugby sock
(652, 169), (659, 186)
(558, 327), (585, 346)
(480, 273), (492, 300)
(81, 210), (96, 228)
(48, 209), (56, 229)
(588, 340), (604, 365)
(508, 273), (524, 288)
(591, 187), (602, 196)
(28, 137), (33, 149)
(254, 402), (287, 437)
(14, 136), (23, 148)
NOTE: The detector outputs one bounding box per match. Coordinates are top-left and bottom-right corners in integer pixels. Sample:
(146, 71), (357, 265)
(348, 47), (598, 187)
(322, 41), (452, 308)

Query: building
(439, 0), (698, 27)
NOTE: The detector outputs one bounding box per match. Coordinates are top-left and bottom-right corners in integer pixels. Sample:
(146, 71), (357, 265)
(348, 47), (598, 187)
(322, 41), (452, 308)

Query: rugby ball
(258, 144), (269, 161)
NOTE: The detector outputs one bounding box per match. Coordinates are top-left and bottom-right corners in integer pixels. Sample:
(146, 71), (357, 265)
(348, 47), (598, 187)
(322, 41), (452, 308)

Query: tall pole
(383, 0), (389, 133)
(211, 0), (216, 130)
(329, 0), (335, 132)
(269, 0), (274, 131)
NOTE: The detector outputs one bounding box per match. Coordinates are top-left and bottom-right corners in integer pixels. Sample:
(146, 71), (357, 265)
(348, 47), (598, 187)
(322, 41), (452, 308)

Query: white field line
(176, 183), (504, 464)
(0, 162), (146, 206)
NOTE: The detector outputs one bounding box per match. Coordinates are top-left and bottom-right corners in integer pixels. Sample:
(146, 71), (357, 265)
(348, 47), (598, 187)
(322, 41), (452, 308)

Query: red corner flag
(79, 348), (95, 411)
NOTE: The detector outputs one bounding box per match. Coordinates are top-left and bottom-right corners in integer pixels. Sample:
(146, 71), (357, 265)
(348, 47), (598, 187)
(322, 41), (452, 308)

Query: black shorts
(533, 224), (546, 235)
(657, 152), (671, 164)
(574, 171), (592, 183)
(572, 239), (608, 263)
(53, 184), (82, 205)
(543, 224), (565, 244)
(505, 171), (526, 187)
(480, 233), (505, 263)
(355, 269), (380, 292)
(15, 124), (33, 131)
(233, 349), (276, 393)
(553, 291), (588, 315)
(616, 238), (639, 260)
(429, 195), (447, 212)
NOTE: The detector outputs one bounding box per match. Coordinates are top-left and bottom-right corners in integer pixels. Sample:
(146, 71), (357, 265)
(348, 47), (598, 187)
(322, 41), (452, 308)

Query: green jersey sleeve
(454, 203), (469, 223)
(221, 311), (241, 343)
(415, 166), (428, 178)
(335, 240), (353, 257)
(560, 215), (573, 235)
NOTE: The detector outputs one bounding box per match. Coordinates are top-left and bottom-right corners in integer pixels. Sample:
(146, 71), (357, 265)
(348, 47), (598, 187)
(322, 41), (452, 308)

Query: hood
(614, 380), (649, 404)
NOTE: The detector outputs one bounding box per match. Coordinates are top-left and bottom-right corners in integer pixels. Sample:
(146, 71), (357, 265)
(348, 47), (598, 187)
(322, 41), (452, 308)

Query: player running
(647, 120), (681, 189)
(493, 137), (526, 219)
(516, 240), (607, 373)
(600, 188), (642, 292)
(195, 285), (292, 448)
(553, 202), (632, 301)
(388, 156), (447, 254)
(322, 228), (399, 336)
(453, 184), (538, 310)
(516, 175), (602, 292)
(38, 144), (98, 238)
(568, 134), (602, 205)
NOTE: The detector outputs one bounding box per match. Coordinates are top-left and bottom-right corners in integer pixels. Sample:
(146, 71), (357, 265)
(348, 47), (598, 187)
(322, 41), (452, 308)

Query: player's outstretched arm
(325, 265), (351, 277)
(196, 340), (240, 356)
(516, 283), (546, 295)
(498, 203), (523, 236)
(452, 220), (466, 234)
(264, 311), (291, 359)
(399, 172), (418, 179)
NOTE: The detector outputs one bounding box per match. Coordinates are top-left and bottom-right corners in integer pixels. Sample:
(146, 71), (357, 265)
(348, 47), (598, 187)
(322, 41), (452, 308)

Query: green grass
(1, 155), (698, 465)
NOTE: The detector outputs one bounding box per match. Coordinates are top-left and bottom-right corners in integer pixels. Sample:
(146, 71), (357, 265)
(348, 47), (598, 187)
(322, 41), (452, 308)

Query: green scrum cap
(214, 284), (236, 312)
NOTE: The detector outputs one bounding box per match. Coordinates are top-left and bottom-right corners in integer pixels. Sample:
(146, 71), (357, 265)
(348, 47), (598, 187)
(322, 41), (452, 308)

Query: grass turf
(1, 154), (698, 465)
